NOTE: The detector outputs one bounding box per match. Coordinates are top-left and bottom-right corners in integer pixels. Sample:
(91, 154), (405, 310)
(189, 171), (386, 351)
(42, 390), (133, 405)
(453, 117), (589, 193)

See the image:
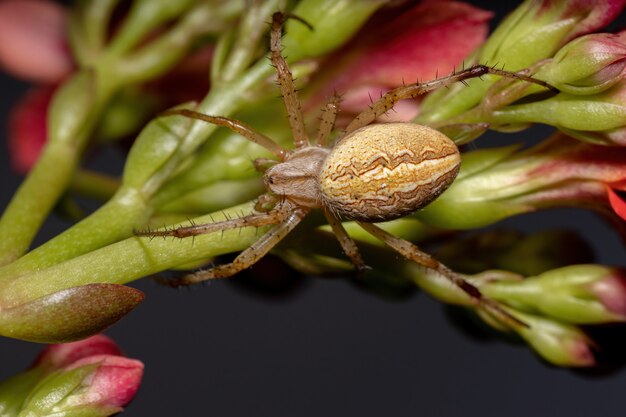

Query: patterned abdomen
(319, 123), (460, 222)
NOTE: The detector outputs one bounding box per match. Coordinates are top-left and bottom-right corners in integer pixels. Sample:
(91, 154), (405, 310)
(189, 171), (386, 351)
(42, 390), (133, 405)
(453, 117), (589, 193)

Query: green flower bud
(0, 284), (143, 343)
(538, 33), (626, 95)
(512, 311), (596, 367)
(418, 0), (626, 124)
(483, 265), (626, 324)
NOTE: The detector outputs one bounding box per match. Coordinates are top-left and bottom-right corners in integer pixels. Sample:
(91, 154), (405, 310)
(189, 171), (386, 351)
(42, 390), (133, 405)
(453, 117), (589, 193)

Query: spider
(136, 12), (555, 327)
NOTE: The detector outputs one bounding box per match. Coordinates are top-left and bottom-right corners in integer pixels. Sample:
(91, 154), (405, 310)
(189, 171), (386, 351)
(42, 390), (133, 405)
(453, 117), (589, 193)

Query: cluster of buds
(4, 1), (626, 409)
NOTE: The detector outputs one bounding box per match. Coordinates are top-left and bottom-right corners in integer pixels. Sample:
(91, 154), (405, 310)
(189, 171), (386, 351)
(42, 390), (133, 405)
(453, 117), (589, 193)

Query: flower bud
(482, 0), (626, 71)
(0, 284), (144, 343)
(416, 134), (626, 229)
(483, 265), (626, 324)
(0, 335), (142, 416)
(538, 33), (626, 95)
(485, 62), (626, 145)
(512, 311), (596, 367)
(418, 0), (626, 124)
(21, 354), (143, 416)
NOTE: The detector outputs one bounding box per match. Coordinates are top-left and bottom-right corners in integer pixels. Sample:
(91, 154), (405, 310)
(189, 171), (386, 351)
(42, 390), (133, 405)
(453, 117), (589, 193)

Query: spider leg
(160, 108), (288, 160)
(270, 12), (310, 149)
(345, 64), (555, 134)
(316, 93), (341, 147)
(322, 208), (368, 272)
(357, 222), (527, 328)
(161, 208), (309, 287)
(134, 208), (284, 238)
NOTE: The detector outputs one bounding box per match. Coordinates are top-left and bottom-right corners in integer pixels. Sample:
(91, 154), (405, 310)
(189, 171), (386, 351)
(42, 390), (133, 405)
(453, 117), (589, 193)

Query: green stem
(0, 186), (150, 281)
(0, 202), (264, 307)
(0, 66), (112, 267)
(0, 142), (79, 266)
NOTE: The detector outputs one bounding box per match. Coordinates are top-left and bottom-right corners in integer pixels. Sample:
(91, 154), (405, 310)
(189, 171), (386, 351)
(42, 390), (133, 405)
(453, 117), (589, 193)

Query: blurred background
(2, 1), (626, 416)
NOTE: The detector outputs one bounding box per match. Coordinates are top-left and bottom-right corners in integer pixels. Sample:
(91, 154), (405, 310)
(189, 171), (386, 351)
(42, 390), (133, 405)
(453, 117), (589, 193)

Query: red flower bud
(64, 354), (143, 409)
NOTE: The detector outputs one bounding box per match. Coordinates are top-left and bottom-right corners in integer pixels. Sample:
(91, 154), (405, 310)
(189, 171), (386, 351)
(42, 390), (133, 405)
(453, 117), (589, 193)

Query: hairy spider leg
(134, 208), (285, 238)
(162, 207), (310, 287)
(270, 12), (310, 149)
(322, 207), (367, 272)
(357, 222), (526, 328)
(316, 94), (341, 147)
(159, 108), (288, 160)
(345, 64), (555, 134)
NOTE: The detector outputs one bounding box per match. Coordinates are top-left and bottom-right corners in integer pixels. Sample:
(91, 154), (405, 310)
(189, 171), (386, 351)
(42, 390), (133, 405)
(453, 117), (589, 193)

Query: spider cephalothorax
(137, 12), (555, 327)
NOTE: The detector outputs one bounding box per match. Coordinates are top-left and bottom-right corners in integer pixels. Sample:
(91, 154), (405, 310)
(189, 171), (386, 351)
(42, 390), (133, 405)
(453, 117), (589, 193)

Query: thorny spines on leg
(159, 208), (310, 287)
(134, 199), (292, 239)
(270, 12), (310, 149)
(345, 64), (557, 134)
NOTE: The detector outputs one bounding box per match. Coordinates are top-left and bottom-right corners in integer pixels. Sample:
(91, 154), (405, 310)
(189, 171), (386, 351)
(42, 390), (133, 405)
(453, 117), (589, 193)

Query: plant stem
(0, 202), (265, 307)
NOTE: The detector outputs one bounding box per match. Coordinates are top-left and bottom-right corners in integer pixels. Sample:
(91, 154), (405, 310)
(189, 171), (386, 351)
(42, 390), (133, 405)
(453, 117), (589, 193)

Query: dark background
(2, 2), (626, 416)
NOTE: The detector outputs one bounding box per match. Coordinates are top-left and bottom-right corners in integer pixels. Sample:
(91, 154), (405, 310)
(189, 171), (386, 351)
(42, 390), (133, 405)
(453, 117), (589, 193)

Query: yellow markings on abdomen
(319, 123), (460, 222)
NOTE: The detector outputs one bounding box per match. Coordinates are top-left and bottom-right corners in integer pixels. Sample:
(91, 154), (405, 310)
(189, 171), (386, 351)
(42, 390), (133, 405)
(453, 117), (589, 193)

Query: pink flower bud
(588, 269), (626, 318)
(64, 354), (144, 409)
(0, 0), (72, 82)
(14, 335), (143, 415)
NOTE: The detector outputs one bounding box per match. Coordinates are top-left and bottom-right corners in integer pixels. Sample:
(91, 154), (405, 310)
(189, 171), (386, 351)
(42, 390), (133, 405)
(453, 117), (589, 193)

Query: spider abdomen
(319, 123), (460, 222)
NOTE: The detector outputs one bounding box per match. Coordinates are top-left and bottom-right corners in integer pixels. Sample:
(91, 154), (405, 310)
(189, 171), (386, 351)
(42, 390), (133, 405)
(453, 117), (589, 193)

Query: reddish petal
(0, 0), (72, 82)
(308, 1), (491, 109)
(607, 186), (626, 221)
(561, 0), (626, 41)
(8, 85), (55, 174)
(33, 334), (123, 370)
(342, 1), (492, 87)
(306, 1), (492, 120)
